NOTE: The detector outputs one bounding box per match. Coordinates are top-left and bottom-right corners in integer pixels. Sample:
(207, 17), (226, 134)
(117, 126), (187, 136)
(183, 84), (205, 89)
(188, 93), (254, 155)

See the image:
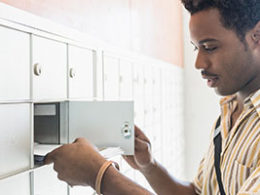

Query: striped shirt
(193, 90), (260, 195)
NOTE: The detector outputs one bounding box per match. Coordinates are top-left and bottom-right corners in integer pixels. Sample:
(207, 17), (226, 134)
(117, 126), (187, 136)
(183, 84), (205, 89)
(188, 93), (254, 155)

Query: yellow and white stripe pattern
(193, 90), (260, 195)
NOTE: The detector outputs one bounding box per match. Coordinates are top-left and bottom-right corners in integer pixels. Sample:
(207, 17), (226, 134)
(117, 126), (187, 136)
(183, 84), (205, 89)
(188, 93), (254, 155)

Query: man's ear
(251, 21), (260, 44)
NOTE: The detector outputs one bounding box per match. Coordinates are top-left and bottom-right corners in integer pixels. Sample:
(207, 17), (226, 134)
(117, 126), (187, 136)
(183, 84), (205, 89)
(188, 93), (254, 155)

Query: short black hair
(181, 0), (260, 41)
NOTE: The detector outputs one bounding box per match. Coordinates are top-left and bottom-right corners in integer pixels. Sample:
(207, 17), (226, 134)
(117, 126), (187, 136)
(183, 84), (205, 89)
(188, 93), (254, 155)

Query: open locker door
(68, 101), (134, 155)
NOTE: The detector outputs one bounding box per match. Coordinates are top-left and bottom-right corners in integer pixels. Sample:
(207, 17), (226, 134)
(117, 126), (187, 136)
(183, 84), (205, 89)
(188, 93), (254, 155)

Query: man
(45, 0), (260, 194)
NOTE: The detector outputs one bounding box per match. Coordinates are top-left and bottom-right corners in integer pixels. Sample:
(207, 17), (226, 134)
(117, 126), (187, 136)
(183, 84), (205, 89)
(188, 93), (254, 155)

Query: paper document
(34, 143), (124, 165)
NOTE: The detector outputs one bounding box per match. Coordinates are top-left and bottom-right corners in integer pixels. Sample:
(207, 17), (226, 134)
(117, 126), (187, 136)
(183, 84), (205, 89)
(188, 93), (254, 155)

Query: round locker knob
(70, 68), (76, 78)
(34, 63), (42, 76)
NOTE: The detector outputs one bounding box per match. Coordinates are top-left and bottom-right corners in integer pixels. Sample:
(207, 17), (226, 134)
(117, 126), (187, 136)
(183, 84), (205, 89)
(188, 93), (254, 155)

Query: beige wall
(1, 0), (183, 66)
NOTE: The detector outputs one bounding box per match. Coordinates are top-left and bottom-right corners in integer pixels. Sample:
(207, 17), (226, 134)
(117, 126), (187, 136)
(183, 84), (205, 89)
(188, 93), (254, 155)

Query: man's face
(189, 8), (259, 96)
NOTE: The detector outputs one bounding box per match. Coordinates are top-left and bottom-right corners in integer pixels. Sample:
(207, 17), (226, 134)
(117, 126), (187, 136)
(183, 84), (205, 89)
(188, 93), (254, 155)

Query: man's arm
(140, 160), (196, 195)
(44, 126), (196, 195)
(123, 126), (196, 195)
(44, 137), (153, 195)
(101, 165), (153, 195)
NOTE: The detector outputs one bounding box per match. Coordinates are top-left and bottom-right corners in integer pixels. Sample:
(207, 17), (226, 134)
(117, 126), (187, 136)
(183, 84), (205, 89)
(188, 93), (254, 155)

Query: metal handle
(121, 122), (132, 139)
(70, 68), (76, 78)
(34, 63), (42, 76)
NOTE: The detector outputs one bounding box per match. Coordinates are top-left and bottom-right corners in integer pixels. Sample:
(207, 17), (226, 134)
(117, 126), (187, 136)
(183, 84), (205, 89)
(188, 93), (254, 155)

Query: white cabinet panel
(32, 36), (67, 100)
(119, 60), (133, 100)
(0, 173), (30, 195)
(0, 104), (31, 177)
(103, 55), (120, 100)
(0, 26), (30, 101)
(34, 165), (68, 195)
(68, 45), (94, 99)
(68, 101), (134, 155)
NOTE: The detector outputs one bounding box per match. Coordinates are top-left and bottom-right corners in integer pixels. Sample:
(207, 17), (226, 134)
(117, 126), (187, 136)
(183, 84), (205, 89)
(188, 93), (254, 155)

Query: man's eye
(204, 47), (217, 52)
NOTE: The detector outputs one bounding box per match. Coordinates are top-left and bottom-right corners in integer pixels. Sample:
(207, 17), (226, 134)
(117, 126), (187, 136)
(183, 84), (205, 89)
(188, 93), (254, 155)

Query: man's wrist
(139, 160), (157, 176)
(87, 156), (107, 188)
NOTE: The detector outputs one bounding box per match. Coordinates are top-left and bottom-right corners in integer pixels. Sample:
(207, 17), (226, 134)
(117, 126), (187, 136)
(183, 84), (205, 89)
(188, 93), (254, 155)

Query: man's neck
(236, 74), (260, 106)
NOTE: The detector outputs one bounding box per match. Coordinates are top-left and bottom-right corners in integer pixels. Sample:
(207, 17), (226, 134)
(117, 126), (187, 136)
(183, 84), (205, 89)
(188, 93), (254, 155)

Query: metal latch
(121, 122), (132, 139)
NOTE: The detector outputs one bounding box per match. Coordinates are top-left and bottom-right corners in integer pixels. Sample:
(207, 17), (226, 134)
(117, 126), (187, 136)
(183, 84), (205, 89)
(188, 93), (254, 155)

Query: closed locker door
(119, 60), (133, 100)
(68, 45), (94, 100)
(133, 63), (144, 130)
(34, 165), (68, 195)
(143, 64), (153, 129)
(0, 26), (30, 101)
(152, 66), (161, 125)
(68, 101), (134, 155)
(0, 173), (30, 195)
(103, 55), (120, 100)
(0, 103), (31, 178)
(32, 36), (67, 100)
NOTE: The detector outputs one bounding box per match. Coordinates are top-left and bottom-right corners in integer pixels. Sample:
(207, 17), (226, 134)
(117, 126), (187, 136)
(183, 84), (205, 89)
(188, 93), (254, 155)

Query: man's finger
(122, 155), (134, 161)
(73, 137), (86, 143)
(44, 153), (54, 165)
(44, 145), (62, 165)
(135, 137), (150, 151)
(135, 126), (150, 143)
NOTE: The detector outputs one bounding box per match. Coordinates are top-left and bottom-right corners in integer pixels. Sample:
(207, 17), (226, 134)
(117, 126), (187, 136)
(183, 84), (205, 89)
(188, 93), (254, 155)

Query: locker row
(0, 12), (184, 194)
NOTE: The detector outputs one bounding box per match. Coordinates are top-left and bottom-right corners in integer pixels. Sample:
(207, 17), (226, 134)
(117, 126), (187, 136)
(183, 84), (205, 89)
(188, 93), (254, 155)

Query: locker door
(103, 55), (120, 100)
(133, 63), (144, 129)
(32, 36), (67, 100)
(34, 165), (68, 195)
(0, 173), (30, 195)
(119, 60), (133, 100)
(68, 45), (94, 100)
(0, 26), (30, 101)
(152, 66), (161, 125)
(68, 101), (134, 155)
(0, 103), (31, 177)
(143, 64), (153, 129)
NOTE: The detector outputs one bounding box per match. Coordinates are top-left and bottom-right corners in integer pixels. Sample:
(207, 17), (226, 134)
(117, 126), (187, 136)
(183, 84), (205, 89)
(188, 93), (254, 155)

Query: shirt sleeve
(192, 157), (205, 194)
(237, 160), (260, 195)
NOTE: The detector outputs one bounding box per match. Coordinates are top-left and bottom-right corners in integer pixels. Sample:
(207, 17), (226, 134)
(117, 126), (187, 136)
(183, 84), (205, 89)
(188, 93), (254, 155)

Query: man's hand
(123, 126), (155, 173)
(44, 138), (106, 187)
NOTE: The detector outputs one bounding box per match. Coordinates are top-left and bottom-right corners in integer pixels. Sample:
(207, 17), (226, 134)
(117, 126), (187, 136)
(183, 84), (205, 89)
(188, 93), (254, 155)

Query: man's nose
(195, 52), (209, 70)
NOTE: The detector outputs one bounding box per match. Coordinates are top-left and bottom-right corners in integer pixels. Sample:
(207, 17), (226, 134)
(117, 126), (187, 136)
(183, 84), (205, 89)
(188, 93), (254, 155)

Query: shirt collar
(248, 89), (260, 117)
(219, 88), (260, 117)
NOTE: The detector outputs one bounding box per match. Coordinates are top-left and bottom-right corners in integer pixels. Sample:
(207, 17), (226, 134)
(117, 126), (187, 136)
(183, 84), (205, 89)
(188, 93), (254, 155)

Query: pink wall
(1, 0), (183, 66)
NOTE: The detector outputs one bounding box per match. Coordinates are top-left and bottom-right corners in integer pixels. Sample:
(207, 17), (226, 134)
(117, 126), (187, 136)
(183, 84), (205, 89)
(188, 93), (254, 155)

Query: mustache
(201, 70), (217, 77)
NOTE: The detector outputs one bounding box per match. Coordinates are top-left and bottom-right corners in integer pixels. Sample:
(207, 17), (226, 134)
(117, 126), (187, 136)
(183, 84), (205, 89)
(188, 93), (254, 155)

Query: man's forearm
(140, 160), (197, 195)
(101, 166), (154, 195)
